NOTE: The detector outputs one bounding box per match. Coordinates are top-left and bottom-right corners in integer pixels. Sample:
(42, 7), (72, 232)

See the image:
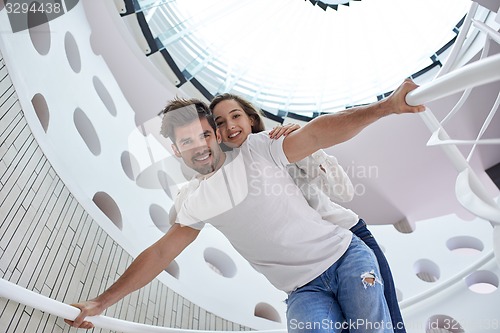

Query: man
(65, 79), (424, 332)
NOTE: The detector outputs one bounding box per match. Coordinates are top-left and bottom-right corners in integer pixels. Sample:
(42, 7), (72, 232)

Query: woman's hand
(269, 123), (301, 139)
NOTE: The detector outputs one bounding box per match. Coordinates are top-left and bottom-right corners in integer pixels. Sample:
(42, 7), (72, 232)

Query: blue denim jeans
(350, 219), (406, 333)
(286, 235), (393, 333)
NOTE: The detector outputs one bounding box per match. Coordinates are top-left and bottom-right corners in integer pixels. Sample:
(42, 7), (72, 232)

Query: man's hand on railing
(64, 299), (104, 329)
(386, 79), (426, 115)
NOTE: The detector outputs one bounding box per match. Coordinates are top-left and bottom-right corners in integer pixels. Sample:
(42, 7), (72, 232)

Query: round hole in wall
(89, 29), (104, 56)
(74, 108), (101, 156)
(425, 314), (464, 333)
(446, 235), (484, 255)
(254, 302), (281, 323)
(93, 76), (117, 117)
(28, 3), (51, 55)
(465, 270), (498, 294)
(494, 225), (500, 269)
(158, 170), (178, 200)
(121, 151), (140, 181)
(92, 191), (123, 230)
(164, 260), (179, 279)
(414, 259), (440, 283)
(203, 247), (237, 278)
(31, 93), (49, 132)
(65, 31), (81, 73)
(136, 166), (162, 189)
(149, 203), (170, 233)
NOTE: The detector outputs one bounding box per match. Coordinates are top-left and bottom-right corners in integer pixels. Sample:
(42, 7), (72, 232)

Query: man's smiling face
(172, 117), (224, 175)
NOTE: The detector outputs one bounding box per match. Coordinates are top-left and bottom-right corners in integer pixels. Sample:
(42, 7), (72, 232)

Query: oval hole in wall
(28, 3), (51, 55)
(164, 260), (179, 279)
(465, 270), (499, 294)
(65, 31), (81, 73)
(425, 314), (464, 333)
(74, 108), (101, 156)
(494, 225), (500, 269)
(31, 93), (49, 132)
(446, 235), (483, 255)
(149, 203), (170, 233)
(414, 259), (440, 283)
(121, 151), (140, 181)
(92, 191), (122, 230)
(158, 170), (178, 199)
(254, 302), (281, 323)
(93, 76), (117, 116)
(203, 247), (237, 278)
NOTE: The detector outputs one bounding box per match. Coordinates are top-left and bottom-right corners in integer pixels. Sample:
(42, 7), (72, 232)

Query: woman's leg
(350, 219), (406, 333)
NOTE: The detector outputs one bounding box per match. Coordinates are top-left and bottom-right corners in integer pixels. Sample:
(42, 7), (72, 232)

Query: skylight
(139, 0), (471, 115)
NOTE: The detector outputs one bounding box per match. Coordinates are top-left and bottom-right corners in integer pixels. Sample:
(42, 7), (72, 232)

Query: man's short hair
(160, 97), (217, 144)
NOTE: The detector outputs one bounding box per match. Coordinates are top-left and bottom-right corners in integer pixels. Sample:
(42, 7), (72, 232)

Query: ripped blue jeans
(350, 219), (405, 333)
(286, 235), (393, 333)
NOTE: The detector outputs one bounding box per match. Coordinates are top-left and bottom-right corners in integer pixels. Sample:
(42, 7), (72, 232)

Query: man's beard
(192, 149), (218, 175)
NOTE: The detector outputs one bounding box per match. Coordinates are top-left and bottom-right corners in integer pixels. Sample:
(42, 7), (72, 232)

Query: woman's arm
(295, 150), (354, 202)
(269, 124), (354, 202)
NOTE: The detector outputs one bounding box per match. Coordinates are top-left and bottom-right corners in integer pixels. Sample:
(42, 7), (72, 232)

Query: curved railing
(0, 278), (284, 333)
(406, 18), (500, 224)
(399, 250), (495, 308)
(405, 53), (500, 106)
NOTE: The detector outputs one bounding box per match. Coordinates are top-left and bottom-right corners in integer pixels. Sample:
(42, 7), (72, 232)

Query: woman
(209, 93), (406, 333)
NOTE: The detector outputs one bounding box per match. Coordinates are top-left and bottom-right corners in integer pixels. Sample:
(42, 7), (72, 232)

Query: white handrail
(472, 19), (500, 44)
(427, 128), (500, 146)
(0, 278), (285, 333)
(436, 2), (479, 77)
(399, 250), (495, 308)
(440, 33), (492, 126)
(456, 169), (500, 223)
(405, 53), (500, 106)
(467, 91), (500, 161)
(405, 47), (500, 215)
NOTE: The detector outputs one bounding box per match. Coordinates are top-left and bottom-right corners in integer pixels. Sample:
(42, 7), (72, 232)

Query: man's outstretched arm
(283, 79), (425, 163)
(64, 224), (200, 329)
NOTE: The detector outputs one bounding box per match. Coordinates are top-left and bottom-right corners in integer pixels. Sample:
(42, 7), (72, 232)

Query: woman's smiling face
(212, 99), (254, 148)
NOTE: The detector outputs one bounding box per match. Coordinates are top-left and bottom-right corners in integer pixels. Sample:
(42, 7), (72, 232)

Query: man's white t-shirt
(176, 133), (352, 293)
